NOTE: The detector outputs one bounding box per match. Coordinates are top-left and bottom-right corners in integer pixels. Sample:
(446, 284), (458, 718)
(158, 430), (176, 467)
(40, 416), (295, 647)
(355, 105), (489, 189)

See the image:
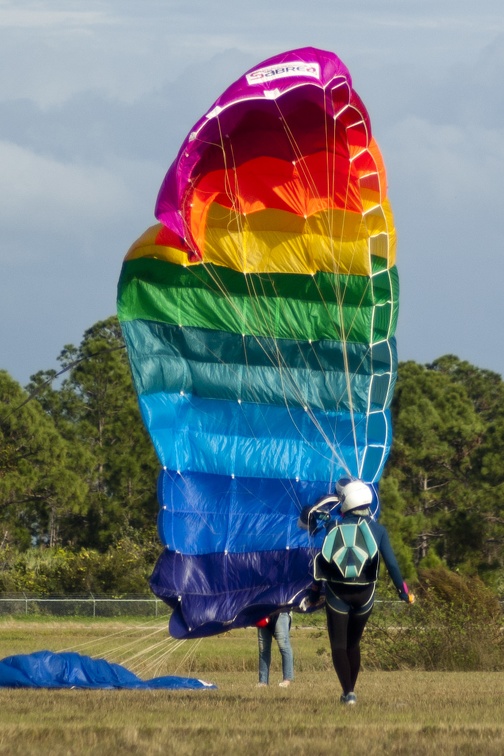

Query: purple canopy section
(154, 46), (367, 251)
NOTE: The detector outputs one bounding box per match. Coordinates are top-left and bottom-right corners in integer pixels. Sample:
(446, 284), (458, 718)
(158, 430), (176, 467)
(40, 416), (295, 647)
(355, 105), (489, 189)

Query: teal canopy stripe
(121, 320), (397, 414)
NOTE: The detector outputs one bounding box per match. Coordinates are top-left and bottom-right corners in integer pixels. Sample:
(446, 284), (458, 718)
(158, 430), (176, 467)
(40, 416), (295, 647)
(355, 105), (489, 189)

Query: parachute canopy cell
(117, 47), (398, 638)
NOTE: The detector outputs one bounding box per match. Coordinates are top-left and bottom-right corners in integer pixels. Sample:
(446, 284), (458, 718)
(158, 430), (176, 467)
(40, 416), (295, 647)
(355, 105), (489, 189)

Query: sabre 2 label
(246, 62), (320, 85)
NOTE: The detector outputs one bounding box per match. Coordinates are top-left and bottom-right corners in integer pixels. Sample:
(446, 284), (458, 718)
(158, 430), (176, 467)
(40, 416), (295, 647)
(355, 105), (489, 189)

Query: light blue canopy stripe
(139, 392), (392, 483)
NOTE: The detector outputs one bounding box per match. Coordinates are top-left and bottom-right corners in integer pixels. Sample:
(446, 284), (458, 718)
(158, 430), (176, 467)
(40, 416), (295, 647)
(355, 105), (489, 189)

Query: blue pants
(257, 612), (294, 684)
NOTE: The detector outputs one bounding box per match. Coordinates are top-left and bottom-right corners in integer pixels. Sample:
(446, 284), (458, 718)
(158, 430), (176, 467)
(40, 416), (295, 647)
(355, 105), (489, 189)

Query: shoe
(279, 680), (291, 687)
(256, 682), (267, 687)
(340, 692), (357, 705)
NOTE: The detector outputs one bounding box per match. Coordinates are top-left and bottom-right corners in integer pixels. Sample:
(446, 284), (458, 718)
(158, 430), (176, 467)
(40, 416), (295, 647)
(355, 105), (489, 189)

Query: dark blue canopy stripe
(150, 546), (315, 638)
(156, 468), (378, 555)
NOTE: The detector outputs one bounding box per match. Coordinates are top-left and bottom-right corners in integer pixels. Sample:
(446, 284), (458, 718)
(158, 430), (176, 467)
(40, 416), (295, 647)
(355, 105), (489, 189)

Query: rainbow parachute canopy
(117, 47), (398, 638)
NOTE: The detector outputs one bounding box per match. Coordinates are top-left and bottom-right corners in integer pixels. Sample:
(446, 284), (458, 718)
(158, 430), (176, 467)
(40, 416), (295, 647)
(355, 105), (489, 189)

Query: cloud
(0, 141), (145, 251)
(0, 6), (108, 30)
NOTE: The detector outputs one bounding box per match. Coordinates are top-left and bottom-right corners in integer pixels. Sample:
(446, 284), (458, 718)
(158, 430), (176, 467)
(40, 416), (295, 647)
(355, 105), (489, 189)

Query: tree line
(1, 316), (503, 596)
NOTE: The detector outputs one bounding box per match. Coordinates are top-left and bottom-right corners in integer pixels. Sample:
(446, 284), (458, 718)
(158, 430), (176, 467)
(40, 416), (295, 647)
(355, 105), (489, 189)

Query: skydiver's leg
(257, 626), (273, 684)
(325, 605), (353, 695)
(346, 585), (375, 691)
(347, 608), (372, 692)
(274, 612), (294, 682)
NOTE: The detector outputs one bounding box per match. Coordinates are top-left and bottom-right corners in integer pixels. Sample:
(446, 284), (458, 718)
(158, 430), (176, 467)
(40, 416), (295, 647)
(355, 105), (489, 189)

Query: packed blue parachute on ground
(0, 651), (216, 690)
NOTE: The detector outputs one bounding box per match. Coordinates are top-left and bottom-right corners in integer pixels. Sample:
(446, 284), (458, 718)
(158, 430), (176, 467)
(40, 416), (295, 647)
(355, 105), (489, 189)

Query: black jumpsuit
(312, 513), (410, 697)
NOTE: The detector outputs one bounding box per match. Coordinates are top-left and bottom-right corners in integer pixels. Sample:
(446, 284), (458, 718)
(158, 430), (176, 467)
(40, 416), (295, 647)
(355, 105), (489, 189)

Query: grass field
(1, 618), (504, 755)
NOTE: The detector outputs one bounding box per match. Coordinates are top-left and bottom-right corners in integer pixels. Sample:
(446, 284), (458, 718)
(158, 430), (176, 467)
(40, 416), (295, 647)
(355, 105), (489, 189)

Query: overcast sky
(2, 0), (504, 386)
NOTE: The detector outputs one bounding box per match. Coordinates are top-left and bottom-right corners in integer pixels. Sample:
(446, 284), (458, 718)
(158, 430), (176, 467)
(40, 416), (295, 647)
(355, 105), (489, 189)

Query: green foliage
(0, 371), (88, 550)
(366, 567), (503, 671)
(382, 357), (504, 588)
(1, 317), (161, 594)
(377, 475), (417, 581)
(24, 316), (159, 550)
(0, 535), (161, 594)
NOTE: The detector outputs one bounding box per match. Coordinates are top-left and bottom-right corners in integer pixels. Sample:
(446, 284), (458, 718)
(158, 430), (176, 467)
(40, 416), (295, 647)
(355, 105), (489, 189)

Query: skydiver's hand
(299, 589), (324, 612)
(299, 597), (325, 612)
(398, 591), (415, 604)
(399, 581), (415, 604)
(299, 597), (312, 612)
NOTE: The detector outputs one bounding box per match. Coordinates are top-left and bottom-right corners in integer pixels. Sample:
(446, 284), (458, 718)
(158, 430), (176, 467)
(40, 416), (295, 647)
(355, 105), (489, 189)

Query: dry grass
(0, 620), (503, 755)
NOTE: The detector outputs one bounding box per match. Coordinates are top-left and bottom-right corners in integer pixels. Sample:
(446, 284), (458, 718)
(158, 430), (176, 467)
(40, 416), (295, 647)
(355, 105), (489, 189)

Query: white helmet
(335, 477), (352, 496)
(340, 480), (373, 513)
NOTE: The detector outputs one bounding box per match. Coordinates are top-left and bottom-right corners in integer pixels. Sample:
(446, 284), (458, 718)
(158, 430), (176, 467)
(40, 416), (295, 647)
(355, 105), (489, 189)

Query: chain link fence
(0, 594), (405, 621)
(0, 594), (170, 618)
(1, 593), (502, 622)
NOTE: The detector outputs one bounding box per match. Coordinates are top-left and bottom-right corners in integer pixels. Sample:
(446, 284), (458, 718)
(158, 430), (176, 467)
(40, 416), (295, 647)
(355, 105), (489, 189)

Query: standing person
(303, 479), (414, 705)
(256, 611), (294, 687)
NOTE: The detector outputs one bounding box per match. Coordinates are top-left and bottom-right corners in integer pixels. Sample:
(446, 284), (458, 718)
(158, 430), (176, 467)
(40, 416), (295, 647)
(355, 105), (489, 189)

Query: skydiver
(300, 479), (415, 705)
